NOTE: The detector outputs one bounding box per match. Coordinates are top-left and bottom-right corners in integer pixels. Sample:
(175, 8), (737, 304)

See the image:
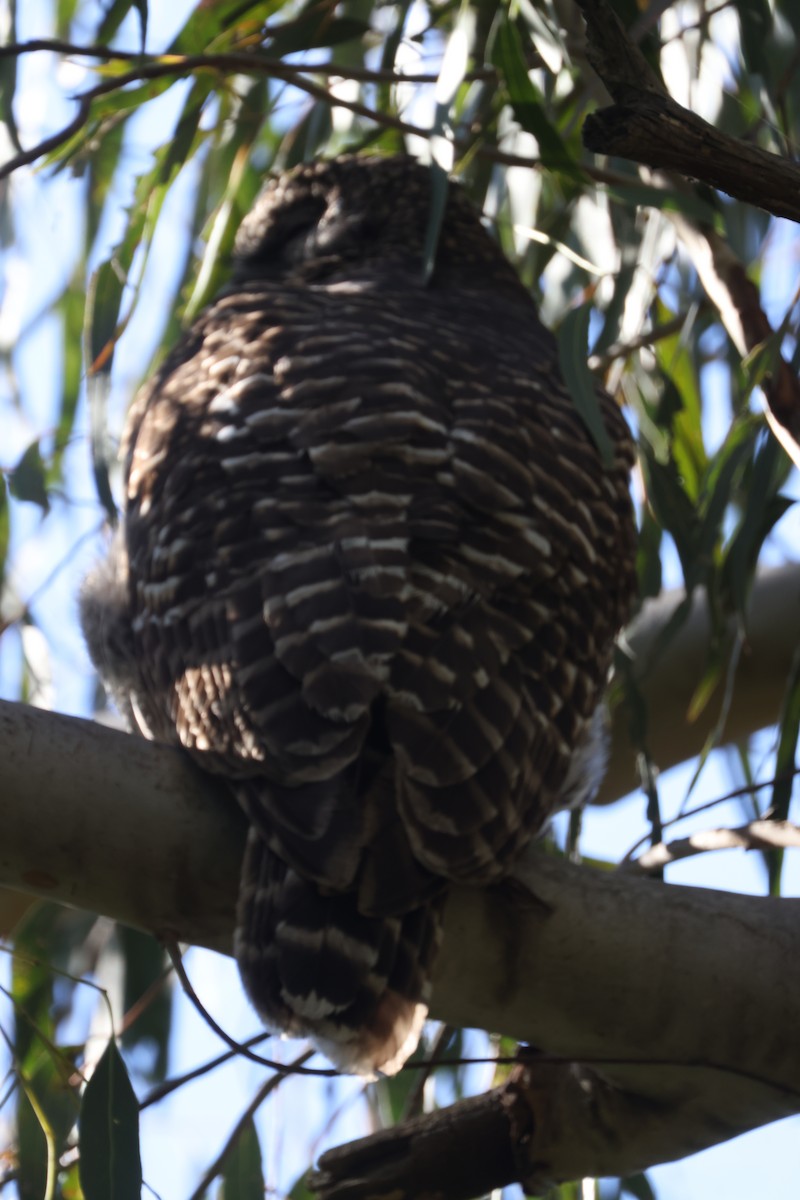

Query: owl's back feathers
(81, 156), (636, 1074)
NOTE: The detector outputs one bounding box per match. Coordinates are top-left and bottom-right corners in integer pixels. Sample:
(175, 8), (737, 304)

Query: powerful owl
(81, 155), (636, 1075)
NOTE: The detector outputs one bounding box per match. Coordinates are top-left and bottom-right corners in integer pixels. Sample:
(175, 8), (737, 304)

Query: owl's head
(232, 155), (522, 291)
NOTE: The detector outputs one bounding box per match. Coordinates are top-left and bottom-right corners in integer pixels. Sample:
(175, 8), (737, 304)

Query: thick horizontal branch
(4, 569), (799, 924)
(3, 571), (800, 1182)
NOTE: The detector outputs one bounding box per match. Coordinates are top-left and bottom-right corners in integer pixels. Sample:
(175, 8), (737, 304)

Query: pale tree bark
(2, 570), (800, 1188)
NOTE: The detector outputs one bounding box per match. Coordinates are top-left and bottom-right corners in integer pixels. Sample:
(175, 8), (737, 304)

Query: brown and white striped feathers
(80, 155), (637, 1075)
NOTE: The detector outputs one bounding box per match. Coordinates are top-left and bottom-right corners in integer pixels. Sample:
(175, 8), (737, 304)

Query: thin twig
(400, 1023), (455, 1121)
(620, 766), (800, 863)
(0, 39), (496, 86)
(139, 1033), (273, 1108)
(0, 95), (91, 178)
(0, 44), (625, 186)
(117, 963), (173, 1038)
(166, 940), (338, 1077)
(588, 308), (705, 370)
(627, 819), (800, 874)
(187, 1046), (316, 1200)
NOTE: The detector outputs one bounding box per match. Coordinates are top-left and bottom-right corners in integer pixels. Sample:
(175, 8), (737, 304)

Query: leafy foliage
(1, 0), (799, 1195)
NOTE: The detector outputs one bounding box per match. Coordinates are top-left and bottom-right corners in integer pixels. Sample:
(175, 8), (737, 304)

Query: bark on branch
(582, 89), (800, 225)
(3, 570), (800, 1187)
(574, 0), (800, 223)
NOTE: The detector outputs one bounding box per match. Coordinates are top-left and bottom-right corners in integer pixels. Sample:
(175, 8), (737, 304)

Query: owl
(80, 155), (636, 1075)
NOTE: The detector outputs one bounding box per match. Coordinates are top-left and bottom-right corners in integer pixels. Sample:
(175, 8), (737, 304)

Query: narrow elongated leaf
(492, 17), (579, 175)
(0, 481), (9, 593)
(640, 449), (700, 585)
(736, 0), (772, 74)
(608, 180), (719, 224)
(771, 647), (800, 824)
(0, 0), (22, 154)
(692, 421), (755, 570)
(268, 16), (370, 56)
(763, 644), (800, 895)
(79, 1040), (142, 1200)
(623, 1172), (657, 1200)
(169, 1), (281, 55)
(13, 905), (85, 1200)
(219, 1117), (264, 1200)
(95, 0), (147, 48)
(722, 433), (792, 616)
(288, 1170), (316, 1200)
(56, 0), (80, 37)
(422, 159), (450, 283)
(557, 304), (615, 465)
(8, 441), (50, 512)
(118, 927), (171, 1083)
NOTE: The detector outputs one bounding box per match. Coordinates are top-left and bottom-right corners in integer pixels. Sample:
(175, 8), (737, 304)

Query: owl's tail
(234, 827), (443, 1075)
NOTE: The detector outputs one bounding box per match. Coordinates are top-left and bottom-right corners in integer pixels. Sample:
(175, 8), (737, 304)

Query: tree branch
(627, 818), (800, 873)
(3, 570), (800, 1186)
(583, 89), (800, 225)
(575, 0), (800, 224)
(573, 0), (800, 464)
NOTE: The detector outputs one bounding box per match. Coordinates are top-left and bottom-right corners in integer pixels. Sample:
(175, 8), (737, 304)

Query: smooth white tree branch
(3, 567), (800, 1179)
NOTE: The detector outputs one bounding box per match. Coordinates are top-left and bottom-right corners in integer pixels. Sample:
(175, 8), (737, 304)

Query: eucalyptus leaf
(78, 1041), (142, 1200)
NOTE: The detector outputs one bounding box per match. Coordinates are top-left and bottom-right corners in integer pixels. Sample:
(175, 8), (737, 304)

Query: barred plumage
(80, 155), (637, 1075)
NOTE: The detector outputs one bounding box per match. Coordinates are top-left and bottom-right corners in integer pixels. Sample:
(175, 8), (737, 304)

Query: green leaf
(735, 0), (772, 75)
(556, 304), (615, 465)
(636, 508), (663, 601)
(622, 1172), (657, 1200)
(118, 928), (171, 1083)
(86, 118), (127, 251)
(56, 0), (81, 38)
(268, 15), (370, 57)
(85, 258), (126, 376)
(492, 16), (580, 176)
(218, 1117), (264, 1200)
(184, 80), (272, 322)
(692, 419), (756, 572)
(288, 1169), (316, 1200)
(766, 645), (800, 893)
(79, 1040), (142, 1200)
(53, 280), (87, 480)
(607, 179), (719, 225)
(8, 441), (50, 512)
(772, 650), (800, 823)
(169, 1), (282, 55)
(13, 905), (85, 1200)
(0, 0), (22, 154)
(640, 448), (700, 585)
(95, 0), (148, 48)
(0, 481), (8, 593)
(422, 160), (451, 284)
(722, 432), (792, 617)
